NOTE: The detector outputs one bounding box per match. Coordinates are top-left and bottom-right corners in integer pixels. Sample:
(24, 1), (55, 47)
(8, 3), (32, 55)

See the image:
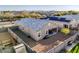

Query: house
(15, 18), (59, 41)
(8, 18), (78, 53)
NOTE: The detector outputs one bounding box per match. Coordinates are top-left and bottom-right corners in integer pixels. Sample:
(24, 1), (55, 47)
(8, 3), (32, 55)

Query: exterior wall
(29, 29), (39, 41)
(47, 33), (78, 53)
(52, 20), (79, 28)
(69, 20), (79, 28)
(29, 28), (47, 41)
(35, 29), (46, 41)
(52, 21), (69, 28)
(0, 24), (16, 29)
(64, 33), (78, 46)
(8, 28), (34, 52)
(43, 22), (58, 33)
(47, 42), (65, 53)
(19, 25), (30, 35)
(77, 20), (79, 24)
(54, 42), (65, 53)
(77, 32), (79, 35)
(8, 28), (23, 43)
(51, 20), (79, 29)
(0, 27), (7, 32)
(46, 47), (54, 53)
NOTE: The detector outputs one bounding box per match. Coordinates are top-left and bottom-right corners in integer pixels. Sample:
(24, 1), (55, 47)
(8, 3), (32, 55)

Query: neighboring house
(41, 15), (79, 29)
(58, 15), (79, 28)
(15, 18), (58, 41)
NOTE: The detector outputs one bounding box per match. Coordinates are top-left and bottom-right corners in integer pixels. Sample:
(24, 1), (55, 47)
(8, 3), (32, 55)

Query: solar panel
(41, 16), (71, 22)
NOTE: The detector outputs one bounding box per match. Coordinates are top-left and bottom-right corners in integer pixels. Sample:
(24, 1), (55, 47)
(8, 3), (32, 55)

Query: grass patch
(68, 43), (79, 53)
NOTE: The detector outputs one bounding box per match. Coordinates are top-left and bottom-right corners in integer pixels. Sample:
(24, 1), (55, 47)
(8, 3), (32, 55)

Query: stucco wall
(8, 28), (23, 43)
(47, 33), (78, 53)
(18, 23), (49, 41)
(47, 42), (65, 53)
(8, 28), (36, 53)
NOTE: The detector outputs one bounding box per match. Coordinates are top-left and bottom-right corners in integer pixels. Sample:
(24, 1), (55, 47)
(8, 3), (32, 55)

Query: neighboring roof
(15, 18), (49, 31)
(40, 17), (48, 19)
(59, 14), (79, 20)
(41, 14), (79, 23)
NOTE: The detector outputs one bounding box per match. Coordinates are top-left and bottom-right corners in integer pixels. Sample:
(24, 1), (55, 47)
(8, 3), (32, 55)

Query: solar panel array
(41, 15), (79, 22)
(41, 16), (71, 22)
(54, 17), (70, 22)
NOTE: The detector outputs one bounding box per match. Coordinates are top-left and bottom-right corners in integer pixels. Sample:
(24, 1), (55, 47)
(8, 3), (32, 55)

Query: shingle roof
(15, 18), (49, 31)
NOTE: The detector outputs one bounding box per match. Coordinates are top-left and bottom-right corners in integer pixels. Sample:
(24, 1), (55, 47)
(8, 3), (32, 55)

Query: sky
(0, 5), (79, 11)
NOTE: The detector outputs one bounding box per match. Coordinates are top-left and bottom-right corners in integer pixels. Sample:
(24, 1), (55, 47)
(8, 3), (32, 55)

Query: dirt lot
(0, 31), (15, 53)
(0, 31), (13, 45)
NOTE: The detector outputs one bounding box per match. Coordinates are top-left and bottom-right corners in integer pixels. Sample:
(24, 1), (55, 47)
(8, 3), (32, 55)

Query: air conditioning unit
(13, 43), (27, 53)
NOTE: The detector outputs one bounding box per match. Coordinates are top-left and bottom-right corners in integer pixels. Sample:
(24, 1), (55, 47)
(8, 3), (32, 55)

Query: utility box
(13, 43), (27, 53)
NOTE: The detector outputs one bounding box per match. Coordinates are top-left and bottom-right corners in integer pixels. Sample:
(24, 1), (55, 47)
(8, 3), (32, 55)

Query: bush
(61, 28), (70, 35)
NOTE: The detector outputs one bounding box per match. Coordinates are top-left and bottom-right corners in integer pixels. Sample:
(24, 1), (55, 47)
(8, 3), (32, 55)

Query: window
(38, 33), (41, 37)
(46, 31), (48, 34)
(37, 30), (42, 37)
(37, 30), (41, 37)
(49, 28), (57, 34)
(67, 41), (73, 46)
(64, 24), (68, 28)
